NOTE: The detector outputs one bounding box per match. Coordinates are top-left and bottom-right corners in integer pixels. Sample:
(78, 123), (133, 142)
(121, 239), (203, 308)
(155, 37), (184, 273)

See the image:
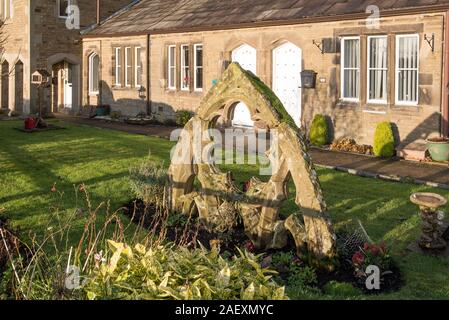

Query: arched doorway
(231, 44), (256, 127)
(48, 53), (80, 114)
(14, 60), (24, 113)
(1, 61), (9, 109)
(272, 42), (302, 127)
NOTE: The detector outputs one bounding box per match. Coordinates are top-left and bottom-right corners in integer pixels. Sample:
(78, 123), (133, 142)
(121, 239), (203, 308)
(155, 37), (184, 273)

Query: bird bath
(410, 193), (448, 250)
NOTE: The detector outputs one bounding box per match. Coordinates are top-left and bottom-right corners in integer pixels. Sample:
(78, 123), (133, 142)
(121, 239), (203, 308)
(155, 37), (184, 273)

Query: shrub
(110, 111), (122, 120)
(373, 122), (395, 158)
(175, 110), (194, 127)
(83, 241), (288, 300)
(309, 115), (329, 146)
(129, 161), (168, 207)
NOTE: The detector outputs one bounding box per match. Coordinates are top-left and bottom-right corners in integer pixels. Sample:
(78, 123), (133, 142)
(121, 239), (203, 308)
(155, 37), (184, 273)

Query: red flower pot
(24, 117), (36, 130)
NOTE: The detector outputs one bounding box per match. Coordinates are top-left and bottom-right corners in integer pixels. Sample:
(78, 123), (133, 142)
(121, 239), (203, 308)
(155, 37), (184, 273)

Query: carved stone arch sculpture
(168, 63), (337, 262)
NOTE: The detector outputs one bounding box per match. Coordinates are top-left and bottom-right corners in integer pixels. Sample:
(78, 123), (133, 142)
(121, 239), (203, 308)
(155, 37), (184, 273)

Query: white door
(232, 44), (256, 127)
(273, 42), (302, 127)
(63, 62), (73, 109)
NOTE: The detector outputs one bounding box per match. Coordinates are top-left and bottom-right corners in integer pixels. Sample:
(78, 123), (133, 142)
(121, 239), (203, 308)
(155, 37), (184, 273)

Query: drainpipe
(442, 11), (449, 137)
(146, 33), (152, 116)
(96, 0), (101, 25)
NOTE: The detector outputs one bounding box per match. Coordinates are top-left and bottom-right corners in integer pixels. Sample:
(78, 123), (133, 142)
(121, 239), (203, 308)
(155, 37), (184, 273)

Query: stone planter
(427, 138), (449, 162)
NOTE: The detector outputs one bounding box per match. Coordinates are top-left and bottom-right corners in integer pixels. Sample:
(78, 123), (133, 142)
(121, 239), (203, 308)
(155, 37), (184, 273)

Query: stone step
(397, 142), (427, 161)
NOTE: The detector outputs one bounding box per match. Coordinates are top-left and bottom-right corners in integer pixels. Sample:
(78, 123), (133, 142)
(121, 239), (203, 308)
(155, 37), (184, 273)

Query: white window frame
(395, 34), (420, 106)
(114, 47), (122, 87)
(2, 0), (13, 20)
(367, 35), (388, 104)
(124, 47), (132, 87)
(340, 36), (360, 102)
(180, 44), (190, 91)
(168, 45), (176, 90)
(194, 44), (203, 92)
(135, 47), (142, 88)
(88, 53), (99, 95)
(58, 0), (71, 18)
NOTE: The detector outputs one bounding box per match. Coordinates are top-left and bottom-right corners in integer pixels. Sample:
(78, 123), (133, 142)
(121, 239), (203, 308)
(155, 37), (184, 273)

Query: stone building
(0, 0), (133, 115)
(82, 0), (449, 158)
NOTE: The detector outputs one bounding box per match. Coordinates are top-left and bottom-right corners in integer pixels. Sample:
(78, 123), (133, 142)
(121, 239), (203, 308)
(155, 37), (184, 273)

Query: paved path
(55, 114), (175, 139)
(309, 148), (449, 186)
(55, 114), (449, 187)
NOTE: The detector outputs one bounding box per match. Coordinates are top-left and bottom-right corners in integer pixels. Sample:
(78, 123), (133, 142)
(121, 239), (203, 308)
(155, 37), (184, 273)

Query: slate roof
(85, 0), (449, 36)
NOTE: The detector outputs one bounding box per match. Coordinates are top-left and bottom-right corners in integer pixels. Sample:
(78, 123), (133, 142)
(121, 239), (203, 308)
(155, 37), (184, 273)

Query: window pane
(368, 37), (388, 101)
(168, 46), (176, 88)
(397, 35), (419, 103)
(195, 45), (203, 90)
(342, 38), (359, 99)
(59, 0), (69, 17)
(125, 47), (132, 86)
(169, 46), (175, 66)
(91, 55), (99, 92)
(344, 39), (359, 69)
(115, 48), (121, 85)
(195, 45), (203, 67)
(344, 69), (359, 98)
(135, 48), (142, 87)
(181, 46), (190, 90)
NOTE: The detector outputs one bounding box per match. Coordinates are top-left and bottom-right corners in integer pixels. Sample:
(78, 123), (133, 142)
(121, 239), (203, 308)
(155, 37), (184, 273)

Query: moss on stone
(231, 63), (298, 129)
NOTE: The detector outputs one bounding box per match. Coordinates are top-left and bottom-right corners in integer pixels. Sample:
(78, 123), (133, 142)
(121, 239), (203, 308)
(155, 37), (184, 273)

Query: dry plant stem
(0, 228), (26, 299)
(82, 213), (124, 272)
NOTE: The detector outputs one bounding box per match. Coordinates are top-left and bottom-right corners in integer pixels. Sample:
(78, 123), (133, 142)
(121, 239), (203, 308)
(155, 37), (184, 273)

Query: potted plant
(427, 137), (449, 162)
(95, 105), (110, 117)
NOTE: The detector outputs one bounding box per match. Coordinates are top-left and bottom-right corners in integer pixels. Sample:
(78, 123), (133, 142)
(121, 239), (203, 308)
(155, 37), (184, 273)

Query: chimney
(96, 0), (101, 25)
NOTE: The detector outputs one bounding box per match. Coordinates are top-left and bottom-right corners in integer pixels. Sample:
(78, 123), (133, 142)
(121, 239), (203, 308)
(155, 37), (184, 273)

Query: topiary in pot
(373, 122), (395, 158)
(309, 114), (329, 147)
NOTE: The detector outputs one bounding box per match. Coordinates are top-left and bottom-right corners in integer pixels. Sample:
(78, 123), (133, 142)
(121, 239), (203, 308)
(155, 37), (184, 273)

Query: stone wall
(84, 12), (446, 146)
(0, 0), (30, 113)
(30, 0), (134, 114)
(82, 35), (148, 116)
(0, 0), (133, 114)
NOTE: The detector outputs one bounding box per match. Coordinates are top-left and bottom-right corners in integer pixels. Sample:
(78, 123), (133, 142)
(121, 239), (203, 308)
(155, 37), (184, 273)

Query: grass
(1, 119), (449, 299)
(0, 119), (175, 242)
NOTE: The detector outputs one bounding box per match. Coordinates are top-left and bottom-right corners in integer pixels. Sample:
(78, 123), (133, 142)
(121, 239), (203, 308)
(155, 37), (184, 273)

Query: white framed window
(89, 53), (100, 95)
(168, 45), (176, 90)
(367, 36), (388, 104)
(181, 45), (190, 91)
(114, 47), (122, 86)
(396, 34), (419, 105)
(194, 44), (203, 92)
(125, 47), (132, 87)
(341, 37), (360, 101)
(135, 47), (142, 88)
(58, 0), (71, 18)
(1, 0), (13, 20)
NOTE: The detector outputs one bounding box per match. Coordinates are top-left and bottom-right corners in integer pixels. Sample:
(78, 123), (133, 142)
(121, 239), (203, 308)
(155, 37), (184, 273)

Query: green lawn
(1, 119), (449, 299)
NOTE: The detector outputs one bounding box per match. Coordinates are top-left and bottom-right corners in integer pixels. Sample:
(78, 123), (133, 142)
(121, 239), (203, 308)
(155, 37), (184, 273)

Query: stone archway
(168, 63), (337, 262)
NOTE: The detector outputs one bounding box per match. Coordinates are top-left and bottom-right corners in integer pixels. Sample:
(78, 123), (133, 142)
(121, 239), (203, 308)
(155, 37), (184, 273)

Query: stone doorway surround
(48, 53), (81, 115)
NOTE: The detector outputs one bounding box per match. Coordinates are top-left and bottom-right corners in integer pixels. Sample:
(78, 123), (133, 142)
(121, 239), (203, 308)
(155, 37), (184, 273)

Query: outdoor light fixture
(138, 86), (146, 99)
